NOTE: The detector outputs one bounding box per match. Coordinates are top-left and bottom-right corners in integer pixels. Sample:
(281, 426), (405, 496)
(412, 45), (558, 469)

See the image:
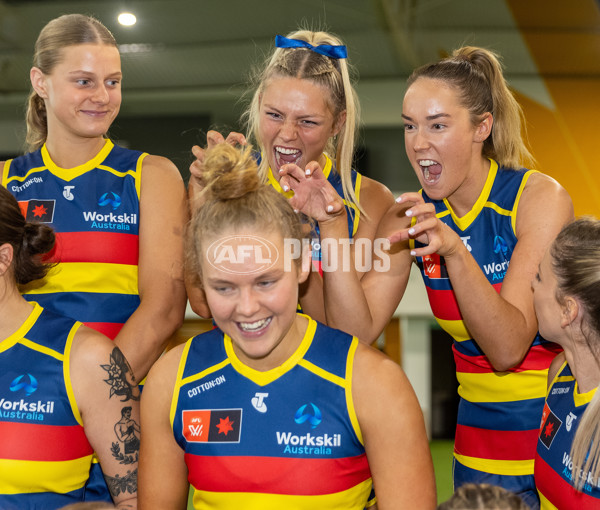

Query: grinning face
(200, 228), (309, 371)
(402, 77), (491, 208)
(32, 43), (122, 143)
(258, 76), (344, 179)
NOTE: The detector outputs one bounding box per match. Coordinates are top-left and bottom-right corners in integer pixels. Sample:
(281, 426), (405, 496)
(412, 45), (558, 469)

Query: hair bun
(22, 221), (55, 256)
(202, 143), (260, 201)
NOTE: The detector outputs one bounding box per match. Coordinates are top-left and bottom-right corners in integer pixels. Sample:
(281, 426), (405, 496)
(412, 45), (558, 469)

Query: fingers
(189, 145), (206, 179)
(224, 132), (247, 146)
(303, 160), (325, 179)
(206, 130), (226, 148)
(279, 163), (306, 181)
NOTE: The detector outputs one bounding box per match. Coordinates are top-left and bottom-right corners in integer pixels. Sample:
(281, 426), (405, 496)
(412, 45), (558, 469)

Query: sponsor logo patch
(182, 409), (241, 443)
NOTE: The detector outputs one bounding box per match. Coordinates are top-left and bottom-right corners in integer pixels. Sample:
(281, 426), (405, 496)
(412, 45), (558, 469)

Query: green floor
(186, 439), (454, 508)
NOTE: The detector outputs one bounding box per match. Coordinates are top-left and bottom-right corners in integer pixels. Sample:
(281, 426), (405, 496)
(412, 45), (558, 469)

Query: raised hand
(278, 161), (344, 222)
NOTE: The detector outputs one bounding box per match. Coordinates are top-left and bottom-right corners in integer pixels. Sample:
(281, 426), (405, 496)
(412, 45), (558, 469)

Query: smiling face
(31, 43), (122, 142)
(200, 228), (309, 371)
(258, 76), (343, 177)
(402, 77), (492, 207)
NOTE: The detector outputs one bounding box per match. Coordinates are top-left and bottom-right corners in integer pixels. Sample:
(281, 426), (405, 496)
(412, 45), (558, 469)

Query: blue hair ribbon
(275, 35), (348, 59)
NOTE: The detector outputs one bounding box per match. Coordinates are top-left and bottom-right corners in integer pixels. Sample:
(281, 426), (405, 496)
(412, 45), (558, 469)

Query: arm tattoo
(104, 468), (138, 497)
(101, 347), (140, 401)
(112, 406), (141, 464)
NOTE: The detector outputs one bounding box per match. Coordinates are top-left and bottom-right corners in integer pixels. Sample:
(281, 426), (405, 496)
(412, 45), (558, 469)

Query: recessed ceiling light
(118, 12), (137, 26)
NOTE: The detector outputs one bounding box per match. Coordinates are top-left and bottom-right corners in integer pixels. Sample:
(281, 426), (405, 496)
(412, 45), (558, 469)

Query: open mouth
(237, 317), (272, 334)
(418, 159), (442, 184)
(274, 146), (302, 169)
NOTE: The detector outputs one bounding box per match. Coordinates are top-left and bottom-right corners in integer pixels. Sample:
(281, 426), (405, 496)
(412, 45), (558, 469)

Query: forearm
(445, 244), (535, 370)
(319, 214), (380, 342)
(115, 290), (186, 380)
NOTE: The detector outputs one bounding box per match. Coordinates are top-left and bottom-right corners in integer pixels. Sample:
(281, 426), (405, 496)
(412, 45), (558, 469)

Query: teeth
(424, 168), (430, 181)
(419, 160), (437, 167)
(275, 147), (300, 155)
(239, 318), (271, 331)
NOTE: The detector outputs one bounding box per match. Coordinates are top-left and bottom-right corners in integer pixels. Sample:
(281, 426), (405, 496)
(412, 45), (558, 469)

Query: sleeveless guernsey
(171, 316), (372, 509)
(0, 303), (94, 509)
(2, 139), (145, 340)
(535, 361), (600, 509)
(414, 160), (561, 504)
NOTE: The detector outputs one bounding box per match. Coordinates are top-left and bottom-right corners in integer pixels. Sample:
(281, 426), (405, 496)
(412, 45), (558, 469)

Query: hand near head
(390, 192), (462, 258)
(189, 130), (247, 187)
(278, 161), (344, 222)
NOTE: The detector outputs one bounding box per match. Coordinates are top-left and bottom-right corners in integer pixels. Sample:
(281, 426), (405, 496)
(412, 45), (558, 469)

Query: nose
(279, 119), (297, 142)
(92, 83), (109, 104)
(236, 286), (261, 317)
(412, 129), (430, 152)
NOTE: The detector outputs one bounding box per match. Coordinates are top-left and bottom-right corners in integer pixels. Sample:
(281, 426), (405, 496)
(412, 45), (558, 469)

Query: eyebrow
(402, 113), (451, 122)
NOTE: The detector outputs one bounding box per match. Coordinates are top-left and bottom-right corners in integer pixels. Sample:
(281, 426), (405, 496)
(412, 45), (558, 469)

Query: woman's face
(32, 43), (122, 142)
(533, 249), (564, 343)
(258, 76), (344, 176)
(201, 228), (309, 371)
(402, 77), (490, 203)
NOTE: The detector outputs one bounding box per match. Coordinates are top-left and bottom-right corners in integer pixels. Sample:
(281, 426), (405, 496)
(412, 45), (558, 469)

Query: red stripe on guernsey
(45, 232), (138, 265)
(0, 421), (92, 461)
(535, 453), (600, 509)
(426, 283), (502, 321)
(455, 424), (538, 461)
(455, 343), (562, 374)
(84, 322), (123, 340)
(186, 454), (371, 495)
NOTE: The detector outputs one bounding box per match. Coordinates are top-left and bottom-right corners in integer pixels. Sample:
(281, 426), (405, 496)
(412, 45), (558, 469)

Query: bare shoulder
(517, 171), (573, 236)
(70, 324), (117, 366)
(358, 176), (395, 217)
(353, 342), (412, 398)
(141, 154), (184, 185)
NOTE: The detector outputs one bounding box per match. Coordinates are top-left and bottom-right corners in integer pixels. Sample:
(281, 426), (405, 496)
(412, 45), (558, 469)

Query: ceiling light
(118, 12), (137, 26)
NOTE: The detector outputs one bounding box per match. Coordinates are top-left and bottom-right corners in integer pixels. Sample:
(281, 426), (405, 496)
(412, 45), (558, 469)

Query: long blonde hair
(26, 14), (117, 152)
(243, 29), (361, 213)
(549, 217), (600, 489)
(407, 46), (534, 169)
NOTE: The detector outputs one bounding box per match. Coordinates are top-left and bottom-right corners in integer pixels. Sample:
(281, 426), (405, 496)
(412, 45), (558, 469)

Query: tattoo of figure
(101, 347), (140, 401)
(112, 406), (140, 464)
(104, 468), (137, 497)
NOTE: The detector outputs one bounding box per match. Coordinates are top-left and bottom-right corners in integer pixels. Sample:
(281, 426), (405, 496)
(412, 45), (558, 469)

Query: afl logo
(206, 235), (279, 275)
(10, 374), (38, 396)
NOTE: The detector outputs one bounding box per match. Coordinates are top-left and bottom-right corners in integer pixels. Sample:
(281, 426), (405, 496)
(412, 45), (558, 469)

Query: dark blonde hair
(243, 29), (361, 212)
(187, 144), (306, 284)
(0, 186), (55, 284)
(408, 46), (534, 169)
(26, 14), (118, 151)
(549, 217), (600, 489)
(438, 483), (528, 510)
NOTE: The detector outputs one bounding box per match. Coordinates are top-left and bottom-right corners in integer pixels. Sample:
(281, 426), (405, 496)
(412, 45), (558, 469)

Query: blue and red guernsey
(413, 160), (561, 479)
(268, 154), (360, 276)
(0, 303), (95, 509)
(2, 140), (145, 339)
(171, 316), (372, 509)
(535, 362), (600, 509)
